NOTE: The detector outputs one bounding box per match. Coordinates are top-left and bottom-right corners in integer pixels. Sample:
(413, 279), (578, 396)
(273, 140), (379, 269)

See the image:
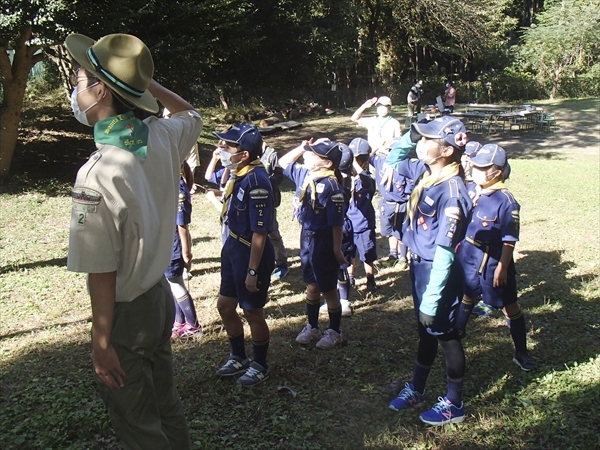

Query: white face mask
(416, 140), (441, 166)
(220, 150), (241, 171)
(472, 168), (500, 186)
(70, 82), (101, 127)
(376, 106), (389, 117)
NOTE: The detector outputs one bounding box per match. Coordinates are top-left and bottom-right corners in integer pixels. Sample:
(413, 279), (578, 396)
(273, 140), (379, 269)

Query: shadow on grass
(0, 256), (68, 274)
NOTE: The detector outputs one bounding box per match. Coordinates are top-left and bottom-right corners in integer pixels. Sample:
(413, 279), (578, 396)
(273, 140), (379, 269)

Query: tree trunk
(0, 26), (43, 179)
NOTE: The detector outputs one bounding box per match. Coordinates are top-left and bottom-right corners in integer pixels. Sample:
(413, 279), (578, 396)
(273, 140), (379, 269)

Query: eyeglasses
(69, 74), (97, 88)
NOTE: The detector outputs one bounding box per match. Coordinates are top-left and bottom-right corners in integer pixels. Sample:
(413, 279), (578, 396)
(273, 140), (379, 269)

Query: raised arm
(148, 80), (196, 115)
(351, 97), (378, 123)
(278, 141), (308, 170)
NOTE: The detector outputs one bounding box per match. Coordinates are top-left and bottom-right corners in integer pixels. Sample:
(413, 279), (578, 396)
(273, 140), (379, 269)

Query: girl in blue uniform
(280, 139), (347, 349)
(388, 116), (472, 426)
(456, 144), (536, 371)
(167, 162), (202, 338)
(213, 123), (276, 387)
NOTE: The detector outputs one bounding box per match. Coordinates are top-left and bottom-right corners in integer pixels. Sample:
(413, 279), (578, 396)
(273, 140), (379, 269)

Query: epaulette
(448, 178), (460, 198)
(500, 188), (518, 204)
(249, 188), (270, 200)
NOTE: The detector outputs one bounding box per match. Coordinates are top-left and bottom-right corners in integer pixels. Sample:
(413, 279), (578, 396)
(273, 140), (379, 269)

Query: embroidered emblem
(316, 183), (325, 194)
(331, 193), (345, 203)
(71, 187), (102, 205)
(511, 210), (520, 222)
(424, 196), (434, 206)
(126, 124), (134, 135)
(237, 187), (245, 201)
(444, 206), (461, 221)
(249, 188), (269, 200)
(482, 221), (488, 227)
(454, 132), (468, 147)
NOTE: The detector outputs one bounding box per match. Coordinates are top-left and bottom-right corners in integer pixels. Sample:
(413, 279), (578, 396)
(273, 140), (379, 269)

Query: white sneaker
(319, 300), (353, 316)
(295, 324), (322, 344)
(316, 328), (343, 349)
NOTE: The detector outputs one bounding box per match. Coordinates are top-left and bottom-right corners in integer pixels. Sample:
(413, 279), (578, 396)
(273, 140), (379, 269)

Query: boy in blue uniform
(388, 116), (472, 426)
(168, 167), (202, 338)
(280, 139), (348, 349)
(213, 124), (276, 387)
(347, 137), (379, 293)
(369, 138), (411, 270)
(456, 144), (536, 371)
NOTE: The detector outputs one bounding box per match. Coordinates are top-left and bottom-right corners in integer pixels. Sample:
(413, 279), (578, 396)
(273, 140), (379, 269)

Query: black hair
(355, 154), (369, 167)
(181, 161), (194, 190)
(83, 69), (134, 115)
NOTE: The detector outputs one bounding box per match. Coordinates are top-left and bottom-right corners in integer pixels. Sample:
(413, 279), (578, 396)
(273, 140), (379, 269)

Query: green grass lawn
(0, 97), (599, 449)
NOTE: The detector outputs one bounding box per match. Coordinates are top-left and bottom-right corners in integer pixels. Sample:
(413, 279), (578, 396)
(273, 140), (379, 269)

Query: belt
(229, 231), (252, 247)
(465, 237), (489, 274)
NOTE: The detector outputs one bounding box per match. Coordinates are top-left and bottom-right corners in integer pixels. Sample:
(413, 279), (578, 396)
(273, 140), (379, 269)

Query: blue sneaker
(419, 397), (465, 425)
(272, 265), (289, 280)
(472, 300), (497, 317)
(389, 383), (425, 411)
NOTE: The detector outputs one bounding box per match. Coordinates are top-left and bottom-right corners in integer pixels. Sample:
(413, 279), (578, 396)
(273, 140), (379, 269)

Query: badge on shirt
(511, 210), (520, 222)
(237, 187), (245, 201)
(316, 183), (325, 194)
(71, 187), (102, 205)
(424, 196), (434, 206)
(444, 206), (461, 221)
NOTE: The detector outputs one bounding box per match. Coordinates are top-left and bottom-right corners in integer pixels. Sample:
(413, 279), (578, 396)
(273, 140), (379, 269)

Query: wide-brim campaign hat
(410, 116), (468, 149)
(65, 33), (158, 113)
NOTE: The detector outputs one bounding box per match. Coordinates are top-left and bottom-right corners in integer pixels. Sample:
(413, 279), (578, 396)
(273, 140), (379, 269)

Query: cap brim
(65, 33), (158, 113)
(410, 122), (442, 141)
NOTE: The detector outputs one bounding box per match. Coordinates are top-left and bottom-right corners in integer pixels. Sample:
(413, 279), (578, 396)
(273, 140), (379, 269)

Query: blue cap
(464, 141), (482, 157)
(410, 116), (468, 149)
(338, 144), (354, 172)
(469, 143), (507, 168)
(349, 137), (371, 156)
(213, 123), (263, 157)
(306, 139), (343, 169)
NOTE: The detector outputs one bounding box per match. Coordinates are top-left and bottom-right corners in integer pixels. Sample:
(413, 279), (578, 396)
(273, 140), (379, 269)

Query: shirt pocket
(417, 201), (437, 218)
(475, 210), (498, 224)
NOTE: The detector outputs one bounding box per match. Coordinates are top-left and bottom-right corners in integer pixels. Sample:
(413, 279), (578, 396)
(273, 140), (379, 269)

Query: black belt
(229, 231), (252, 247)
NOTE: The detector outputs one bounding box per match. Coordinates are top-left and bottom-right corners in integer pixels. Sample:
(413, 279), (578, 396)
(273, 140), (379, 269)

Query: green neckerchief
(94, 111), (149, 159)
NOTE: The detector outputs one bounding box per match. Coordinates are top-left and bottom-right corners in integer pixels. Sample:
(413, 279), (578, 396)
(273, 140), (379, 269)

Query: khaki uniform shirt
(67, 110), (203, 302)
(357, 116), (401, 151)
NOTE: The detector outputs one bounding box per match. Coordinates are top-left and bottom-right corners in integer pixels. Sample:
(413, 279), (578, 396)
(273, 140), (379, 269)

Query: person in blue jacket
(456, 144), (536, 371)
(279, 138), (348, 349)
(213, 123), (275, 387)
(388, 116), (472, 426)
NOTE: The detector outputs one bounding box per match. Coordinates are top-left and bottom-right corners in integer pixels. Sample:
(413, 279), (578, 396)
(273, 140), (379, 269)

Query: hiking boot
(272, 265), (289, 280)
(316, 328), (343, 349)
(513, 352), (536, 372)
(419, 397), (465, 425)
(472, 300), (497, 317)
(295, 324), (322, 344)
(389, 383), (425, 411)
(236, 361), (270, 387)
(215, 355), (250, 377)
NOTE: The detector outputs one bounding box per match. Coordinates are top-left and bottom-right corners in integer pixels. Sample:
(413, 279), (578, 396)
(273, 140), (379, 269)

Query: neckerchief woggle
(406, 162), (460, 228)
(94, 111), (149, 159)
(220, 159), (264, 223)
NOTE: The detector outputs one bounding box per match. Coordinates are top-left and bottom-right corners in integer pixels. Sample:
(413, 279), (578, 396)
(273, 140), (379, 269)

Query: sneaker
(316, 328), (343, 349)
(236, 361), (270, 387)
(379, 255), (398, 268)
(366, 277), (377, 294)
(389, 383), (425, 411)
(472, 300), (497, 317)
(215, 355), (250, 377)
(177, 322), (203, 339)
(272, 265), (289, 280)
(319, 300), (353, 317)
(171, 321), (185, 339)
(419, 397), (465, 425)
(295, 324), (322, 344)
(513, 352), (536, 372)
(396, 257), (409, 271)
(183, 268), (193, 280)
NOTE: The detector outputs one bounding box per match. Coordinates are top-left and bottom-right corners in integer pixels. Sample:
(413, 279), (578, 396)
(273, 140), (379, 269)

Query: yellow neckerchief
(220, 159), (264, 223)
(473, 179), (505, 206)
(298, 168), (336, 204)
(407, 162), (460, 227)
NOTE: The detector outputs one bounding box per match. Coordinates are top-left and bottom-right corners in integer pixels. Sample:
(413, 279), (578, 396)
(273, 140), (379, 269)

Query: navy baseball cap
(464, 141), (482, 157)
(410, 116), (468, 149)
(305, 139), (343, 169)
(469, 143), (507, 168)
(213, 123), (263, 157)
(349, 137), (371, 156)
(338, 143), (354, 172)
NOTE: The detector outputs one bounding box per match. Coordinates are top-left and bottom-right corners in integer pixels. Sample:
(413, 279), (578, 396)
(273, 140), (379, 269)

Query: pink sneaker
(171, 321), (185, 339)
(177, 322), (203, 339)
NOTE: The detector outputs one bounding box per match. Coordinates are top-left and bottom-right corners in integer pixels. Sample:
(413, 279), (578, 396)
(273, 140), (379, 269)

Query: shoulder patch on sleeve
(72, 187), (102, 205)
(511, 209), (520, 222)
(249, 188), (270, 200)
(178, 192), (186, 203)
(331, 193), (345, 203)
(444, 206), (461, 221)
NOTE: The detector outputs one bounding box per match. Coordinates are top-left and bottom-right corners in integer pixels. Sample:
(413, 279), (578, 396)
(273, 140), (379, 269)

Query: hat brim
(65, 34), (158, 113)
(410, 122), (442, 141)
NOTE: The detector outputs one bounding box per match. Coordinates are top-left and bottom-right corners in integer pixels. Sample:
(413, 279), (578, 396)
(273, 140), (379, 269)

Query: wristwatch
(248, 268), (257, 276)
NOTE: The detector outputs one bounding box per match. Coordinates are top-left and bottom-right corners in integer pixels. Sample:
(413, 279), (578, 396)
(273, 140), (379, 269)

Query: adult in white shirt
(351, 96), (401, 152)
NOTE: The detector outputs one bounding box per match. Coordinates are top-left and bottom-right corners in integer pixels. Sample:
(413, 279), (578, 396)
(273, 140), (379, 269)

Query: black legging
(416, 323), (465, 380)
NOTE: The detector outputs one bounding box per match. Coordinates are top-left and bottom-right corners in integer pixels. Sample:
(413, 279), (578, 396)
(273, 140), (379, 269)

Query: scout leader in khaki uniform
(65, 33), (202, 450)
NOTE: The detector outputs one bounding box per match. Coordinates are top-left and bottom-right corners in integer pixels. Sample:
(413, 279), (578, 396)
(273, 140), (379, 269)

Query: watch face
(248, 269), (257, 276)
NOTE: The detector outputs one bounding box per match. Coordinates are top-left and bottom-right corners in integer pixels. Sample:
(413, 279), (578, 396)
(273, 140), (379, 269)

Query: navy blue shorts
(410, 256), (464, 335)
(341, 217), (356, 262)
(379, 200), (405, 239)
(458, 240), (517, 308)
(300, 229), (339, 293)
(354, 228), (378, 263)
(220, 235), (275, 310)
(164, 256), (184, 279)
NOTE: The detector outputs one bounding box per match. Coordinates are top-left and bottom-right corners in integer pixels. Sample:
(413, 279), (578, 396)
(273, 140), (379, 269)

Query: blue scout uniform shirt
(283, 162), (345, 232)
(398, 159), (472, 261)
(347, 171), (377, 233)
(225, 166), (274, 237)
(466, 188), (520, 248)
(172, 178), (192, 261)
(370, 154), (410, 204)
(208, 167), (226, 187)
